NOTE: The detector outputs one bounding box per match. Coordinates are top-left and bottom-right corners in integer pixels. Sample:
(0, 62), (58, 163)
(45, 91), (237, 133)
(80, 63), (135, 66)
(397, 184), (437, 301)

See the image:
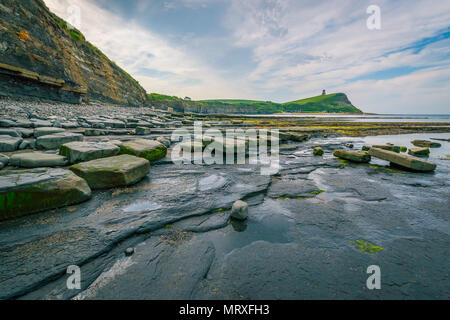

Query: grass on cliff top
(284, 93), (346, 105)
(148, 93), (183, 101)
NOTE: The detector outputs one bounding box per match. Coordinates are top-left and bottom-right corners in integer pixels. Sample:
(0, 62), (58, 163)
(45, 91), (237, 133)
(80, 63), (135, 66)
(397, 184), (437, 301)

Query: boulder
(156, 137), (171, 148)
(31, 120), (53, 128)
(34, 127), (65, 138)
(70, 155), (150, 189)
(231, 200), (249, 221)
(408, 147), (430, 157)
(119, 139), (167, 162)
(0, 135), (23, 152)
(135, 127), (152, 135)
(0, 168), (91, 221)
(61, 122), (79, 129)
(288, 133), (310, 142)
(0, 153), (9, 166)
(0, 119), (16, 127)
(373, 145), (401, 153)
(412, 140), (441, 148)
(14, 128), (34, 138)
(60, 141), (120, 164)
(369, 147), (436, 172)
(0, 128), (21, 137)
(14, 119), (33, 128)
(19, 140), (36, 150)
(9, 152), (68, 168)
(84, 129), (106, 136)
(36, 132), (83, 150)
(313, 147), (324, 156)
(333, 150), (371, 163)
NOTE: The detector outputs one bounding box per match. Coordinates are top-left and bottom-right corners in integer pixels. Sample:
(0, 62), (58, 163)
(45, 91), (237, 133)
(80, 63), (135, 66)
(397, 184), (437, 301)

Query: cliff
(0, 0), (147, 106)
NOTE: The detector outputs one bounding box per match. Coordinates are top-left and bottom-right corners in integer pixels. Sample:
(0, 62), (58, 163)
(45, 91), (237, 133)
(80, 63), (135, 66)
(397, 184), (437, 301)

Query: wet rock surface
(0, 98), (449, 300)
(0, 133), (447, 300)
(0, 168), (91, 221)
(69, 155), (150, 190)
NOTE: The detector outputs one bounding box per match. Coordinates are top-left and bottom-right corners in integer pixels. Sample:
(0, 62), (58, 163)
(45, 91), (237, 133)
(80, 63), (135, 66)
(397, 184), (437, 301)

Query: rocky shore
(0, 96), (449, 300)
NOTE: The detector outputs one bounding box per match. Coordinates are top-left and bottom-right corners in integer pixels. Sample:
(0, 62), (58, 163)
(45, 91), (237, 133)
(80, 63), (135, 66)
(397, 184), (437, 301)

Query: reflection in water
(231, 219), (248, 232)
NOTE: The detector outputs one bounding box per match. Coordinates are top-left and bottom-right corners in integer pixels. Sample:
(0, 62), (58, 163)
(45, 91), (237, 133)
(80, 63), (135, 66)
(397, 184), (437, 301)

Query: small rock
(231, 200), (249, 221)
(412, 140), (441, 148)
(125, 248), (135, 256)
(346, 143), (354, 149)
(313, 147), (324, 156)
(408, 147), (430, 157)
(156, 137), (171, 148)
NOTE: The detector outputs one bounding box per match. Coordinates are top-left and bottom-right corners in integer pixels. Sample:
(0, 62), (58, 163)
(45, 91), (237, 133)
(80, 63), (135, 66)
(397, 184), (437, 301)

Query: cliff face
(0, 0), (147, 106)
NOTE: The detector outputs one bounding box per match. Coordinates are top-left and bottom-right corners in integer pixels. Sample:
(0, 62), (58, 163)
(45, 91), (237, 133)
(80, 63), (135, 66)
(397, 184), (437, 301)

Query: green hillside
(281, 93), (361, 113)
(148, 92), (362, 114)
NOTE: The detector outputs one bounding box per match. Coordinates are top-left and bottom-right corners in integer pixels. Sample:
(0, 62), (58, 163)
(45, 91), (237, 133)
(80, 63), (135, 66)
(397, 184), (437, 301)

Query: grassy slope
(197, 93), (362, 113)
(148, 93), (362, 113)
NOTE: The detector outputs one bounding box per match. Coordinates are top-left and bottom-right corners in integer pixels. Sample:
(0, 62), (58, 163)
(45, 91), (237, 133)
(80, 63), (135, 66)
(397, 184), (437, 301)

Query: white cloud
(44, 0), (450, 112)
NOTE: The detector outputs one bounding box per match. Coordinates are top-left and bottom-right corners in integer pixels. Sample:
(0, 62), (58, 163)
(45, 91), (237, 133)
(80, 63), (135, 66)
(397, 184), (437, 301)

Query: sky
(44, 0), (450, 114)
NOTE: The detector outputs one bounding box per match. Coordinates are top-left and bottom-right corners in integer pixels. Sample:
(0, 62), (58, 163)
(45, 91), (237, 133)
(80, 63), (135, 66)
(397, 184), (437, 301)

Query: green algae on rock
(313, 147), (324, 156)
(351, 240), (384, 254)
(0, 168), (91, 221)
(333, 150), (371, 163)
(69, 154), (150, 189)
(119, 139), (167, 162)
(369, 147), (436, 172)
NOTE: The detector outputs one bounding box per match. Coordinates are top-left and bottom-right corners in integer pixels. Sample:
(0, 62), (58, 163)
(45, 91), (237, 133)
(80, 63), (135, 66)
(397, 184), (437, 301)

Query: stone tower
(322, 90), (326, 96)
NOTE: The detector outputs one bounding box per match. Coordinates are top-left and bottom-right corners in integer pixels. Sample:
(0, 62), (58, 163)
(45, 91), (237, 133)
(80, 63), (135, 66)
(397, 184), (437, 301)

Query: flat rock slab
(0, 168), (91, 221)
(412, 140), (441, 148)
(33, 127), (65, 138)
(333, 150), (371, 163)
(70, 154), (150, 189)
(60, 141), (120, 164)
(120, 139), (167, 162)
(373, 145), (401, 153)
(9, 152), (68, 168)
(0, 135), (23, 152)
(135, 127), (152, 135)
(0, 129), (21, 137)
(369, 147), (436, 172)
(408, 147), (430, 157)
(36, 132), (83, 150)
